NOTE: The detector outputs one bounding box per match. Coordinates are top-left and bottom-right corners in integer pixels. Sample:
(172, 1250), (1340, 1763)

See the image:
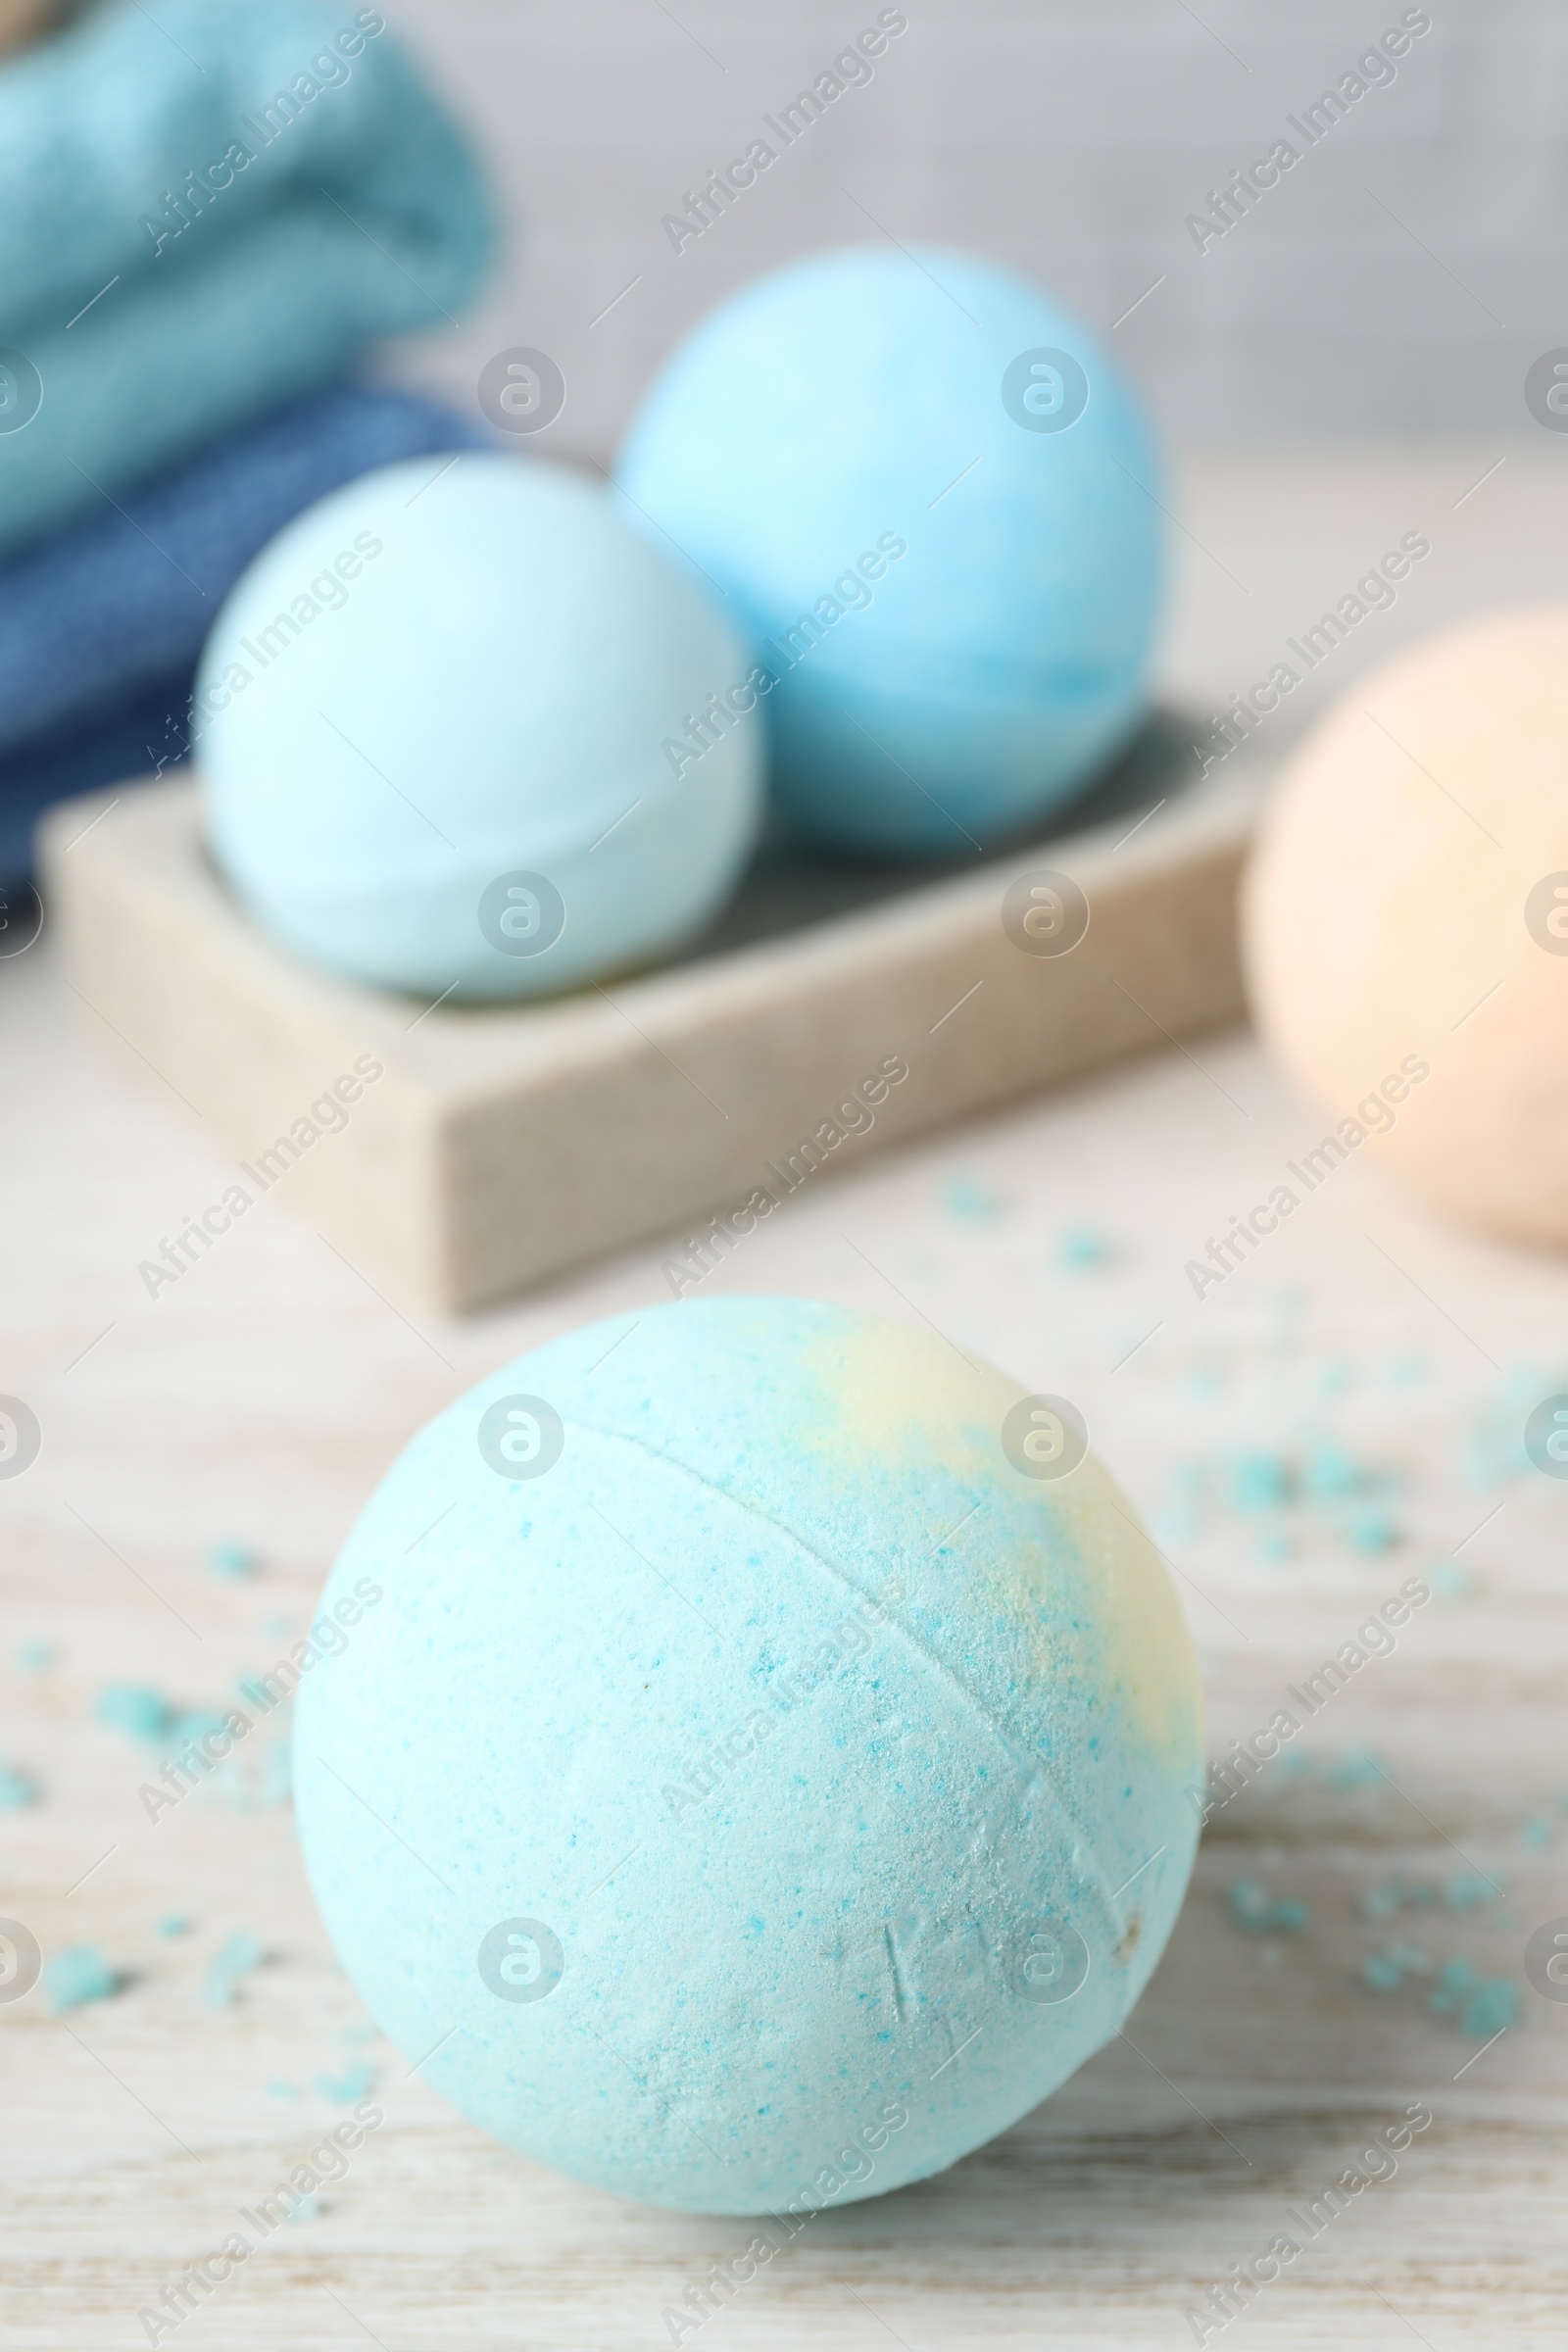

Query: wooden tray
(38, 718), (1272, 1312)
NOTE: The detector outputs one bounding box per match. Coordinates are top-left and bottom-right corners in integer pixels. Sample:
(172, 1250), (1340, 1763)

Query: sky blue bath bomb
(614, 245), (1165, 856)
(197, 457), (761, 999)
(295, 1297), (1202, 2215)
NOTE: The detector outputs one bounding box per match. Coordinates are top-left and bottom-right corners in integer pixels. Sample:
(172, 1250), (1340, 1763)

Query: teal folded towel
(0, 0), (494, 560)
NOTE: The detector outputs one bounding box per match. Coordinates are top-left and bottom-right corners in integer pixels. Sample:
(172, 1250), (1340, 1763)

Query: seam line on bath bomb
(547, 1410), (1121, 1927)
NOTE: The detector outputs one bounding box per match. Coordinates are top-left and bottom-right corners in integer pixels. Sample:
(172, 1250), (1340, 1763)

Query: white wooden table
(4, 914), (1564, 2349)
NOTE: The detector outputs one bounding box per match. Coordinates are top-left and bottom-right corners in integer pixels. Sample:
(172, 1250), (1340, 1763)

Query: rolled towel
(0, 0), (494, 560)
(0, 379), (493, 886)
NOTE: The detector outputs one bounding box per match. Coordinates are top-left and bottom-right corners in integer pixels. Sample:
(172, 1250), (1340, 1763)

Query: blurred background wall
(384, 0), (1565, 460)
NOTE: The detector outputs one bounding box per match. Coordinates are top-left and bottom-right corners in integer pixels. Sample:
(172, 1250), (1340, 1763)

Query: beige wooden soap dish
(39, 717), (1272, 1313)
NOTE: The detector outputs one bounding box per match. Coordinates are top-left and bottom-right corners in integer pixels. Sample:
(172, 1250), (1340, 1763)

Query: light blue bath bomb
(295, 1298), (1202, 2214)
(614, 245), (1165, 856)
(197, 458), (762, 999)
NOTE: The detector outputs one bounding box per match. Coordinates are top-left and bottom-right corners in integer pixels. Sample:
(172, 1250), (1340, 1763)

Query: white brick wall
(382, 1), (1568, 458)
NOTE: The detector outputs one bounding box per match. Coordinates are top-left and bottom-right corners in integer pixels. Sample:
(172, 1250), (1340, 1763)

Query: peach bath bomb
(197, 457), (761, 1000)
(294, 1297), (1202, 2215)
(1243, 606), (1568, 1245)
(614, 244), (1165, 856)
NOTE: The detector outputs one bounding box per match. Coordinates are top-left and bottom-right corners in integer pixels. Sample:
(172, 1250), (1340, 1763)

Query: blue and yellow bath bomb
(197, 457), (761, 1000)
(614, 244), (1165, 856)
(295, 1298), (1202, 2214)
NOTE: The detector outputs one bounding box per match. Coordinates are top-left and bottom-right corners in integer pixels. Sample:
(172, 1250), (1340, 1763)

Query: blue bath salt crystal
(1343, 1508), (1398, 1554)
(15, 1640), (54, 1675)
(95, 1686), (175, 1743)
(1254, 1533), (1294, 1566)
(1230, 1454), (1291, 1514)
(1055, 1224), (1114, 1272)
(940, 1176), (1004, 1225)
(1228, 1878), (1310, 1934)
(203, 1929), (265, 2008)
(45, 1946), (118, 2012)
(269, 2080), (301, 2099)
(209, 1541), (260, 1580)
(1426, 1561), (1473, 1601)
(156, 1914), (193, 1937)
(1302, 1443), (1363, 1499)
(1445, 1871), (1495, 1912)
(1326, 1747), (1383, 1792)
(1384, 1350), (1431, 1387)
(0, 1758), (37, 1809)
(282, 2193), (321, 2224)
(1458, 1978), (1520, 2039)
(1428, 1957), (1479, 2014)
(1360, 1879), (1402, 1923)
(1361, 1940), (1430, 1990)
(1517, 1814), (1554, 1852)
(315, 2061), (377, 2104)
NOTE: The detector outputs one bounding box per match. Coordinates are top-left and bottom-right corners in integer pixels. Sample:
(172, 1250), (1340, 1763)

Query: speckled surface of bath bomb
(294, 1297), (1202, 2214)
(1244, 607), (1568, 1244)
(198, 457), (761, 1000)
(613, 244), (1164, 855)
